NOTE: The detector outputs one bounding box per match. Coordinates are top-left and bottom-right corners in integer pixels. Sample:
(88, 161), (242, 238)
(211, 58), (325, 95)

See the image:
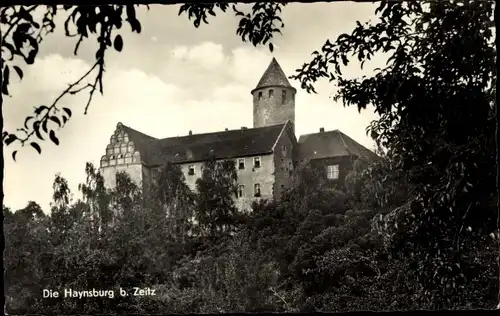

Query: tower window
(188, 165), (195, 175)
(254, 183), (261, 197)
(238, 158), (245, 170)
(282, 90), (286, 104)
(238, 185), (245, 198)
(253, 156), (261, 168)
(327, 165), (340, 179)
(258, 91), (263, 100)
(269, 89), (274, 97)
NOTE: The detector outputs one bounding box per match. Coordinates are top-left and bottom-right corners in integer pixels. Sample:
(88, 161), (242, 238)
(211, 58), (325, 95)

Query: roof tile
(254, 58), (294, 90)
(298, 129), (378, 161)
(119, 122), (287, 166)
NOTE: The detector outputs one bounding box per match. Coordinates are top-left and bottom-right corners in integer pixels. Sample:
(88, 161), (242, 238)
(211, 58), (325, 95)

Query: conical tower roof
(254, 58), (294, 90)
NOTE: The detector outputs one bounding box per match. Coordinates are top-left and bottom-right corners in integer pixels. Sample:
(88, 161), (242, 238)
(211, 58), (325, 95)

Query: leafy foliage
(2, 3), (286, 159)
(290, 0), (497, 308)
(2, 5), (143, 157)
(3, 0), (498, 313)
(345, 155), (411, 211)
(194, 157), (241, 240)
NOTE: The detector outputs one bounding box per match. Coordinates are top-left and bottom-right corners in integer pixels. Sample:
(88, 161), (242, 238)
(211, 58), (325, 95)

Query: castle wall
(174, 153), (275, 212)
(307, 155), (356, 190)
(100, 164), (143, 189)
(272, 126), (296, 201)
(99, 124), (144, 190)
(234, 153), (275, 211)
(253, 86), (296, 131)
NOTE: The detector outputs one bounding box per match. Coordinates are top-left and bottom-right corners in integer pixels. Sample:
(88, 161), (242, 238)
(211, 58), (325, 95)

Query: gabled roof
(118, 122), (290, 166)
(253, 58), (295, 91)
(118, 122), (157, 156)
(298, 129), (378, 161)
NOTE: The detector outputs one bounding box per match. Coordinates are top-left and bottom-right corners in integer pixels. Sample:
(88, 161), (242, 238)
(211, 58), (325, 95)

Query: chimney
(225, 128), (228, 131)
(319, 127), (325, 132)
(188, 130), (193, 136)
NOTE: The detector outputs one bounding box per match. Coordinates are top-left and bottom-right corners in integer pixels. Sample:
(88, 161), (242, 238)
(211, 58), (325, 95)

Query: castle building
(99, 58), (377, 210)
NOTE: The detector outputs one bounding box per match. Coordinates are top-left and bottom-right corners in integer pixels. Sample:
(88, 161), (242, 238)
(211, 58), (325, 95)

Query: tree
(2, 1), (497, 311)
(78, 162), (112, 233)
(194, 156), (240, 240)
(149, 162), (196, 240)
(4, 201), (52, 314)
(345, 155), (411, 211)
(287, 0), (496, 308)
(1, 3), (286, 158)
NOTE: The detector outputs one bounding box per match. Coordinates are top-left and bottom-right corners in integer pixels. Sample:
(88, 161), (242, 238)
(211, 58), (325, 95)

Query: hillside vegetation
(4, 153), (498, 313)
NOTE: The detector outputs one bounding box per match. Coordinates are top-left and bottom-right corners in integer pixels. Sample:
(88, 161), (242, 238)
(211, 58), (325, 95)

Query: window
(254, 183), (261, 197)
(238, 158), (245, 170)
(258, 91), (263, 100)
(188, 165), (195, 175)
(282, 90), (286, 104)
(253, 157), (261, 168)
(269, 89), (274, 97)
(327, 165), (339, 179)
(238, 185), (245, 198)
(282, 145), (287, 152)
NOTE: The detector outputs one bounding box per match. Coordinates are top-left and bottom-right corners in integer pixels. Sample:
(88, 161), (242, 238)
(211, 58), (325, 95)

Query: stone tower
(252, 58), (297, 134)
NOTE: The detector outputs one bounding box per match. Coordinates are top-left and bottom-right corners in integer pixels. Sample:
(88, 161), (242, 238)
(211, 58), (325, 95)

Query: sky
(3, 2), (387, 213)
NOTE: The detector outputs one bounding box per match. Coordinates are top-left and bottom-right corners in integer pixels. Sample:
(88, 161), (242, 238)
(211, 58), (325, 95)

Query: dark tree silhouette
(1, 3), (286, 158)
(1, 1), (498, 312)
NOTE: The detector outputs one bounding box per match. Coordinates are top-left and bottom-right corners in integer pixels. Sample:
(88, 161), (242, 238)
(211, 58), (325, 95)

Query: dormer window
(269, 89), (274, 97)
(253, 157), (261, 168)
(258, 91), (263, 100)
(238, 158), (245, 170)
(188, 165), (195, 175)
(282, 90), (286, 104)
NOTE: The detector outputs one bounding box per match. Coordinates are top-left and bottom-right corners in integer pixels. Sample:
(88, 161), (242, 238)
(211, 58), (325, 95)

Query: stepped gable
(298, 129), (378, 161)
(117, 122), (157, 159)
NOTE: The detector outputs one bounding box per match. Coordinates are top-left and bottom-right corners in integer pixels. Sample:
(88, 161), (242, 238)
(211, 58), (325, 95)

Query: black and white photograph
(1, 1), (498, 314)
